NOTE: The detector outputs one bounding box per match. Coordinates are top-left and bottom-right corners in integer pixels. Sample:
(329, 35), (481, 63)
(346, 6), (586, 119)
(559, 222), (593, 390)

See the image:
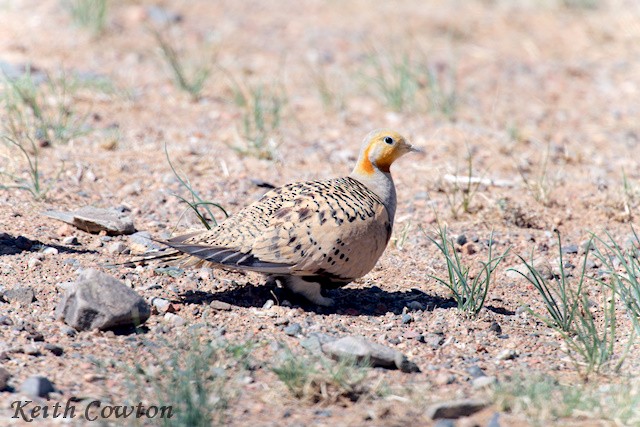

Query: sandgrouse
(156, 130), (420, 306)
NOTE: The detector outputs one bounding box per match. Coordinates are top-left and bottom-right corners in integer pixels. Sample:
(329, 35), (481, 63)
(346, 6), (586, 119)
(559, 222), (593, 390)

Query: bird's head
(352, 129), (421, 176)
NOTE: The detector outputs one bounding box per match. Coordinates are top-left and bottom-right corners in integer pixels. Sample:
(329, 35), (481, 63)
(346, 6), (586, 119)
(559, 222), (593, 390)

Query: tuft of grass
(591, 227), (640, 335)
(125, 337), (255, 426)
(365, 50), (418, 112)
(517, 143), (554, 207)
(228, 78), (284, 160)
(67, 0), (108, 36)
(443, 145), (482, 218)
(165, 144), (228, 230)
(308, 63), (345, 112)
(426, 225), (509, 316)
(1, 67), (96, 145)
(0, 134), (53, 199)
(494, 374), (640, 424)
(151, 28), (213, 101)
(511, 230), (633, 376)
(363, 46), (457, 118)
(510, 231), (585, 332)
(272, 348), (375, 404)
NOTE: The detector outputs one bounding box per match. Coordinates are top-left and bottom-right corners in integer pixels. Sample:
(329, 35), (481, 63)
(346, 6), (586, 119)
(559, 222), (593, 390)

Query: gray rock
(62, 236), (80, 245)
(487, 412), (501, 427)
(262, 299), (275, 309)
(107, 241), (128, 254)
(488, 322), (502, 335)
(0, 367), (10, 391)
(433, 420), (456, 427)
(210, 300), (233, 311)
(456, 234), (468, 246)
(55, 269), (150, 331)
(561, 244), (579, 254)
(472, 375), (497, 389)
(3, 286), (35, 305)
(20, 376), (55, 397)
(129, 231), (163, 253)
(466, 365), (486, 378)
(43, 247), (59, 255)
(321, 335), (420, 373)
(406, 301), (424, 311)
(401, 314), (413, 324)
(284, 323), (302, 336)
(44, 344), (64, 356)
(426, 398), (488, 420)
(164, 312), (186, 327)
(44, 206), (136, 235)
(300, 333), (336, 355)
(496, 349), (517, 361)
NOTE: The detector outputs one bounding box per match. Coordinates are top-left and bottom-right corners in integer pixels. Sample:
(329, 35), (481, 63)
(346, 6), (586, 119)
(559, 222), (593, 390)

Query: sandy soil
(1, 0), (640, 425)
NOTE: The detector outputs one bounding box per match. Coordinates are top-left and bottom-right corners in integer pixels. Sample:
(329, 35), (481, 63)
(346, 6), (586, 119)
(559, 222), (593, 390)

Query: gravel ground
(1, 1), (640, 426)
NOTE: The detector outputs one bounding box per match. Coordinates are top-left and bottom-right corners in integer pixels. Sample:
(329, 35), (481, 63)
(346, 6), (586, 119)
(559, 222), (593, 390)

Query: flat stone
(300, 333), (336, 355)
(3, 286), (35, 305)
(55, 269), (150, 331)
(210, 300), (233, 311)
(44, 206), (136, 235)
(426, 398), (488, 420)
(19, 376), (55, 398)
(321, 335), (420, 373)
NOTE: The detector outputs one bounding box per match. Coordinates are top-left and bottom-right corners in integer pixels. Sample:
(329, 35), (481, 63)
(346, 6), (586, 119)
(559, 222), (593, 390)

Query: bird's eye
(384, 136), (394, 145)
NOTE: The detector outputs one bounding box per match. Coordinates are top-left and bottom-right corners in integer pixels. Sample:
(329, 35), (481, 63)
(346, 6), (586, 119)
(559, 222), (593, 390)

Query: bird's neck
(350, 161), (397, 224)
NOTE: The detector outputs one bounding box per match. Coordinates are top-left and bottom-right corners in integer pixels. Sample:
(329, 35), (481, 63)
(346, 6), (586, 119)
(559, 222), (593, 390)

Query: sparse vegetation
(67, 0), (108, 36)
(427, 225), (509, 316)
(494, 375), (640, 424)
(0, 134), (52, 199)
(272, 348), (375, 404)
(517, 142), (555, 207)
(512, 231), (633, 376)
(165, 144), (228, 230)
(126, 337), (253, 426)
(228, 78), (285, 160)
(152, 27), (213, 101)
(443, 145), (482, 218)
(1, 67), (93, 145)
(363, 46), (457, 118)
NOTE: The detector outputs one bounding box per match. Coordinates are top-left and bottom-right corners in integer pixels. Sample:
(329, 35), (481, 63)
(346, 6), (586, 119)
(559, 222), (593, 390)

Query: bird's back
(165, 176), (392, 282)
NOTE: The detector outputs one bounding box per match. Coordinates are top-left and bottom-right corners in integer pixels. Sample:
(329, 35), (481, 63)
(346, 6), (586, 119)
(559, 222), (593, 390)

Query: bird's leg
(284, 276), (335, 307)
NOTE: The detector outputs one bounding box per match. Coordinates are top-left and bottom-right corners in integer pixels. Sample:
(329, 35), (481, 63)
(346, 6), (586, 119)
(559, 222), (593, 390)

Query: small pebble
(496, 349), (517, 361)
(62, 236), (80, 245)
(466, 365), (486, 378)
(283, 323), (302, 336)
(406, 301), (424, 311)
(263, 299), (275, 309)
(488, 322), (502, 335)
(20, 376), (55, 397)
(27, 258), (42, 269)
(472, 376), (497, 389)
(164, 313), (186, 327)
(108, 241), (128, 255)
(43, 247), (59, 255)
(456, 234), (468, 246)
(401, 314), (413, 324)
(44, 344), (64, 356)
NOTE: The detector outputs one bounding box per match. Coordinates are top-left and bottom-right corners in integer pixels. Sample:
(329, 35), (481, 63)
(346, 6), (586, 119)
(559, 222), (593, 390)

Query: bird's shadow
(0, 233), (96, 256)
(178, 282), (514, 316)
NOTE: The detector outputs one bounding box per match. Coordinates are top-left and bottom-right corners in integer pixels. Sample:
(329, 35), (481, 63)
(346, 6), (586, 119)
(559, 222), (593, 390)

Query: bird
(154, 129), (420, 306)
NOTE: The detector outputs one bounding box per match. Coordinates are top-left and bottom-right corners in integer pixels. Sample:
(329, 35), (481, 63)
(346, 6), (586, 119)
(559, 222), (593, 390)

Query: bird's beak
(407, 143), (424, 154)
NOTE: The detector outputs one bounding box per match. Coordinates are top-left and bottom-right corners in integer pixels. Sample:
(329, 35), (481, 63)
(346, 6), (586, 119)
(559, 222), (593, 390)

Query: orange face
(355, 130), (418, 175)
